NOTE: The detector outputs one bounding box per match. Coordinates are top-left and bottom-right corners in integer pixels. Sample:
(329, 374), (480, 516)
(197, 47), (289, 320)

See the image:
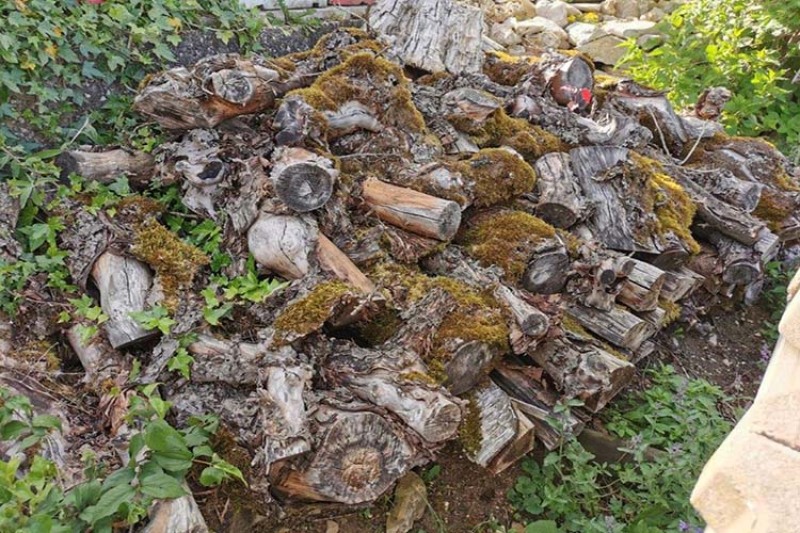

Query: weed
(760, 260), (792, 343)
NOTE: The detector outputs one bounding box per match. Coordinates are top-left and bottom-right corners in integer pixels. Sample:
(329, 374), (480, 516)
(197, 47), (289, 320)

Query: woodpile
(4, 8), (800, 522)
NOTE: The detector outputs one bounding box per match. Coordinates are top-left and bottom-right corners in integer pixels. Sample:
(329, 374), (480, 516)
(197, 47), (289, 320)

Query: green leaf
(144, 420), (193, 472)
(79, 483), (136, 525)
(64, 479), (102, 511)
(139, 470), (186, 499)
(31, 414), (62, 431)
(198, 466), (225, 487)
(525, 521), (560, 533)
(0, 419), (29, 440)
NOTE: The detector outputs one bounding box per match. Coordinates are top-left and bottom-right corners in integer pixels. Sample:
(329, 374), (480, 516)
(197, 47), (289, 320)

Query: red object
(579, 88), (592, 104)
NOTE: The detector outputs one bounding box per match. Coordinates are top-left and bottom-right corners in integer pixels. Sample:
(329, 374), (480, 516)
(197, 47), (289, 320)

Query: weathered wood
(534, 152), (585, 228)
(486, 405), (536, 474)
(566, 303), (656, 351)
(685, 167), (763, 213)
(91, 252), (157, 349)
(363, 178), (462, 241)
(527, 338), (634, 412)
(140, 493), (209, 533)
(671, 168), (765, 246)
(248, 213), (318, 279)
(271, 407), (419, 504)
(465, 380), (517, 467)
(661, 266), (706, 302)
(271, 147), (338, 213)
(317, 234), (376, 294)
(694, 225), (762, 286)
(325, 101), (383, 138)
(66, 325), (130, 388)
(56, 148), (155, 185)
(617, 275), (664, 312)
(134, 55), (290, 129)
(547, 56), (595, 113)
(608, 90), (688, 156)
(369, 0), (485, 75)
(522, 241), (570, 294)
(494, 285), (550, 339)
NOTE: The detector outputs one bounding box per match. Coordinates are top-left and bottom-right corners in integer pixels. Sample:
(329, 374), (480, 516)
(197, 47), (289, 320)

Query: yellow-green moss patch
(463, 211), (557, 283)
(449, 148), (537, 207)
(273, 280), (351, 344)
(459, 394), (483, 456)
(659, 299), (681, 326)
(132, 220), (209, 311)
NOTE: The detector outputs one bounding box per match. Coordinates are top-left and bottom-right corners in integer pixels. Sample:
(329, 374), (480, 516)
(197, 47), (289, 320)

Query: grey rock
(567, 21), (609, 46)
(601, 19), (657, 38)
(576, 34), (627, 65)
(386, 472), (428, 533)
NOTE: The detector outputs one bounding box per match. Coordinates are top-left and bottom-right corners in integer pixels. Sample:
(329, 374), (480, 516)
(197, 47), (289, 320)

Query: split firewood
(485, 404), (537, 474)
(317, 234), (377, 294)
(270, 147), (338, 212)
(91, 252), (158, 349)
(369, 0), (485, 75)
(56, 148), (155, 186)
(362, 178), (462, 241)
(462, 379), (519, 468)
(683, 166), (763, 213)
(660, 266), (706, 302)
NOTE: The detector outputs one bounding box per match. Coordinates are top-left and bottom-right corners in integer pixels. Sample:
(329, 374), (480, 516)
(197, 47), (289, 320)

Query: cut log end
(274, 162), (336, 213)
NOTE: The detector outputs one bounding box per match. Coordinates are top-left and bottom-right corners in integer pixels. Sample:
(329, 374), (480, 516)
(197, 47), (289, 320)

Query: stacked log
(5, 19), (800, 521)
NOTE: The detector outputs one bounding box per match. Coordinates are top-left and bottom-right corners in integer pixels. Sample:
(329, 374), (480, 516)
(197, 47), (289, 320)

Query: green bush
(509, 365), (734, 532)
(620, 0), (800, 154)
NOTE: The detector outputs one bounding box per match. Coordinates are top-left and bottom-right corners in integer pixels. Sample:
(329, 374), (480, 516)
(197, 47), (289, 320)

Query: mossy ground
(463, 211), (557, 283)
(458, 394), (483, 456)
(132, 219), (209, 311)
(448, 148), (537, 208)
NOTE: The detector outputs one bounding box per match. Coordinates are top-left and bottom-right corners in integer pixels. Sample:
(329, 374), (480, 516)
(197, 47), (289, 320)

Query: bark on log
(134, 55), (291, 129)
(248, 213), (318, 280)
(91, 252), (158, 349)
(317, 234), (376, 294)
(527, 338), (634, 412)
(140, 494), (208, 533)
(494, 285), (550, 339)
(363, 178), (462, 241)
(694, 225), (763, 286)
(56, 148), (155, 186)
(566, 303), (656, 351)
(271, 406), (419, 504)
(534, 152), (585, 228)
(270, 147), (338, 213)
(369, 0), (485, 75)
(617, 276), (664, 312)
(661, 266), (705, 302)
(608, 91), (688, 156)
(685, 167), (763, 213)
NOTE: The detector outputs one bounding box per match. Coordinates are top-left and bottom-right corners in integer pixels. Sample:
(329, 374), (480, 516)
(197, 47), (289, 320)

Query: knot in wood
(340, 448), (382, 490)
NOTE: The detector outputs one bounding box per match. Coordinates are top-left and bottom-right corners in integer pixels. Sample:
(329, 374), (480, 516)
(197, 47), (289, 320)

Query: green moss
(459, 395), (483, 456)
(451, 108), (566, 159)
(754, 188), (794, 231)
(628, 154), (700, 255)
(483, 52), (531, 86)
(355, 308), (402, 346)
(399, 371), (440, 387)
(659, 299), (681, 326)
(273, 281), (351, 344)
(557, 228), (583, 258)
(463, 211), (556, 283)
(299, 52), (427, 134)
(132, 220), (209, 311)
(448, 148), (537, 207)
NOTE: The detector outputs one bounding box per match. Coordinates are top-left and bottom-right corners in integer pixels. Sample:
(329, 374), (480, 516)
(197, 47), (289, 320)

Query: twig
(646, 108), (671, 157)
(677, 120), (709, 166)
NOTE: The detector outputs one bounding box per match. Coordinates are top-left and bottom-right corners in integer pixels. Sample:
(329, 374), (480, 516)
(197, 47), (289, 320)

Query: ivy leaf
(203, 302), (232, 326)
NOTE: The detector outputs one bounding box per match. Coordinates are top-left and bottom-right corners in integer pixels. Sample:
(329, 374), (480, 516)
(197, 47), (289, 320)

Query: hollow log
(91, 252), (157, 349)
(486, 405), (537, 474)
(248, 213), (318, 280)
(271, 406), (420, 504)
(527, 338), (634, 412)
(134, 55), (291, 129)
(56, 148), (155, 185)
(464, 380), (518, 468)
(317, 234), (376, 294)
(270, 147), (338, 213)
(369, 0), (485, 75)
(566, 303), (656, 351)
(362, 178), (462, 241)
(533, 152), (585, 228)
